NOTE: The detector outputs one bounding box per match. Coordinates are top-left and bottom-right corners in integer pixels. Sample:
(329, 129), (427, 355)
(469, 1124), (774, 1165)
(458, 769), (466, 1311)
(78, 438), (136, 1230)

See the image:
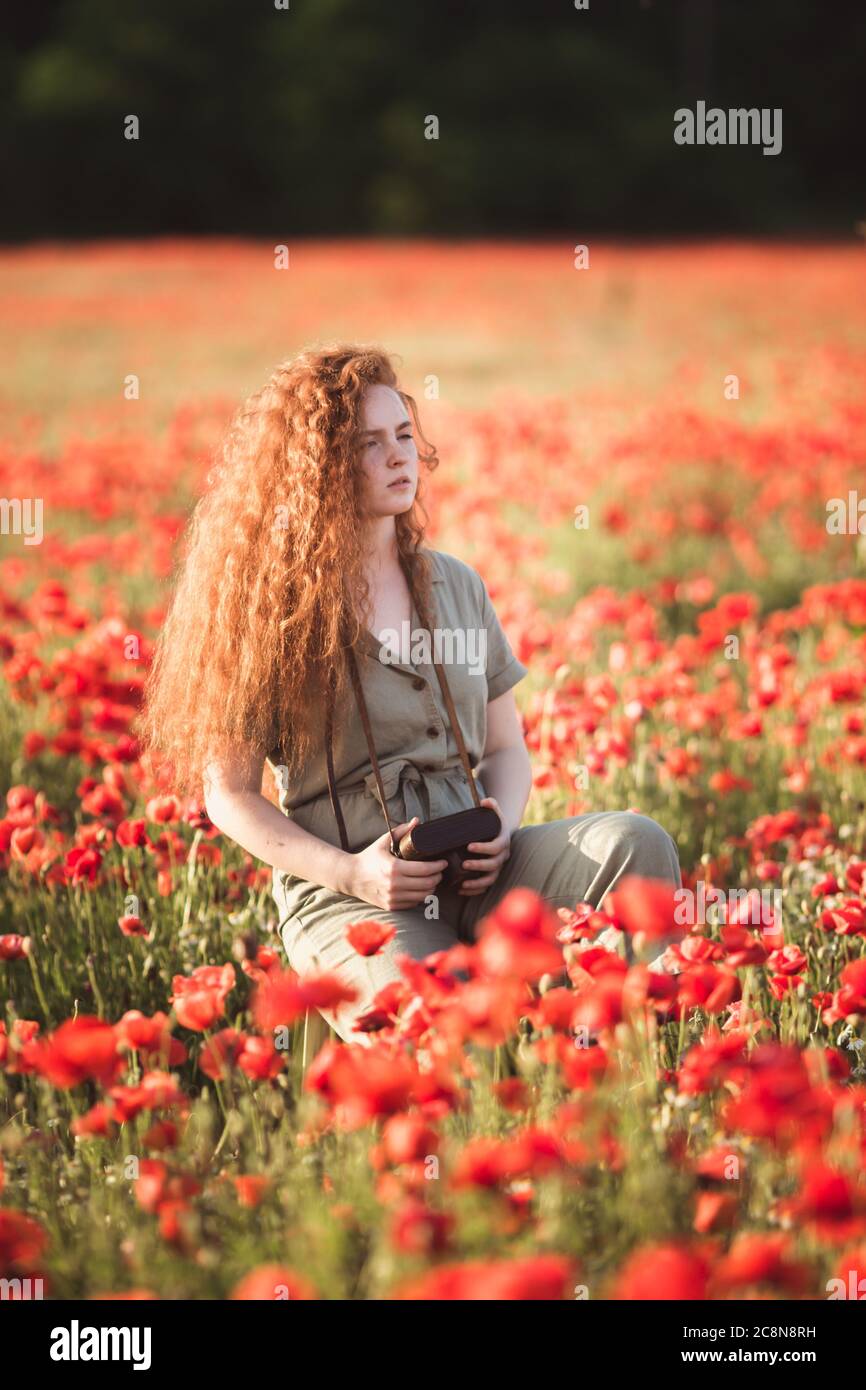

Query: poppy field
(2, 240), (866, 1301)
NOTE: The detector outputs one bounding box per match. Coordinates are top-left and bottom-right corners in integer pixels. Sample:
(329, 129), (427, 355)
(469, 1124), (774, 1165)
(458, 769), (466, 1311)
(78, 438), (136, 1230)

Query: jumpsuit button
(411, 677), (425, 690)
(425, 726), (439, 738)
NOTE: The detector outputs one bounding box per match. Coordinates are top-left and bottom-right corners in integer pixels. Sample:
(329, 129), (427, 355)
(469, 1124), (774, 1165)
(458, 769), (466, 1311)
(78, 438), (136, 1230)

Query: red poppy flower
(144, 795), (182, 823)
(199, 1028), (246, 1080)
(304, 1043), (417, 1130)
(610, 1242), (710, 1300)
(63, 845), (103, 886)
(535, 986), (581, 1032)
(822, 899), (866, 935)
(381, 1113), (439, 1166)
(571, 974), (625, 1032)
(118, 914), (147, 937)
(169, 963), (236, 1032)
(782, 1162), (866, 1242)
(389, 1198), (453, 1256)
(134, 1160), (200, 1214)
(711, 1232), (811, 1296)
(435, 977), (527, 1049)
(142, 1119), (179, 1151)
(722, 1044), (831, 1147)
(476, 927), (563, 982)
(346, 920), (396, 957)
(555, 901), (618, 945)
(484, 887), (560, 941)
(768, 972), (803, 1000)
(605, 876), (683, 942)
(828, 1245), (866, 1300)
(694, 1146), (748, 1182)
(394, 1253), (575, 1300)
(678, 1029), (749, 1095)
(719, 925), (767, 968)
(622, 963), (678, 1015)
(116, 817), (149, 848)
(709, 770), (753, 795)
(157, 1198), (194, 1251)
(27, 1016), (123, 1088)
(233, 1033), (282, 1079)
(676, 963), (740, 1016)
(492, 1077), (529, 1111)
(693, 1190), (739, 1234)
(811, 873), (841, 898)
(10, 825), (41, 860)
(546, 1033), (610, 1091)
(108, 1071), (187, 1122)
(0, 1208), (49, 1274)
(838, 959), (866, 1014)
(0, 934), (30, 960)
(240, 946), (283, 987)
(252, 969), (358, 1030)
(71, 1102), (120, 1138)
(232, 1175), (270, 1208)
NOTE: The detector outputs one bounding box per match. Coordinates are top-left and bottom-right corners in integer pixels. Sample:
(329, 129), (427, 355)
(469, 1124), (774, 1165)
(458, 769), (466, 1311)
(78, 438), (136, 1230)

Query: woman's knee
(572, 810), (680, 882)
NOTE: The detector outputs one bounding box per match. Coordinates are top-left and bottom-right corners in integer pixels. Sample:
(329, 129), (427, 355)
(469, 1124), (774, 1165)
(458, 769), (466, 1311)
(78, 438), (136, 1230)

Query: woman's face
(356, 383), (419, 518)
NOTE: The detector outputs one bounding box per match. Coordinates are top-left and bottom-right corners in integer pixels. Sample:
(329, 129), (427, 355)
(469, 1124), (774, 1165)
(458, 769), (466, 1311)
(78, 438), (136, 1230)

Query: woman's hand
(347, 817), (448, 912)
(458, 796), (512, 896)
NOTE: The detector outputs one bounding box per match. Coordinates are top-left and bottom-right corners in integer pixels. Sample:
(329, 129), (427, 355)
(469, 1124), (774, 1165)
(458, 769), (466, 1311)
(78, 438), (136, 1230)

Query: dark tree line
(1, 0), (862, 240)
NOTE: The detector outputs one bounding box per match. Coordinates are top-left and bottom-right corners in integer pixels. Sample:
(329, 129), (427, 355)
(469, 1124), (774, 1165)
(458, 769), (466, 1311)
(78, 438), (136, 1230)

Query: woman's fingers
(396, 880), (443, 900)
(393, 890), (442, 907)
(462, 852), (507, 871)
(466, 838), (509, 856)
(395, 857), (449, 878)
(458, 877), (497, 896)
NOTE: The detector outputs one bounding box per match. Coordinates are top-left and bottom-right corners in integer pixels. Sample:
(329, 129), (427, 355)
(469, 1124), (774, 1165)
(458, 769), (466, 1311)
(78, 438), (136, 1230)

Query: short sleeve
(478, 577), (529, 701)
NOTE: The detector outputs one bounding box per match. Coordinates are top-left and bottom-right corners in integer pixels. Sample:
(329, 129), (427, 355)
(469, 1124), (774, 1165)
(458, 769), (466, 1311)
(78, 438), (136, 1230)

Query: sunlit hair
(139, 343), (439, 799)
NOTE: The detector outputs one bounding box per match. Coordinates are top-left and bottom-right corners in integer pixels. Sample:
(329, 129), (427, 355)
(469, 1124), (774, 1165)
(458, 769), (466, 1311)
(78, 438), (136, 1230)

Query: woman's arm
(457, 687), (533, 895)
(203, 742), (356, 894)
(203, 743), (448, 911)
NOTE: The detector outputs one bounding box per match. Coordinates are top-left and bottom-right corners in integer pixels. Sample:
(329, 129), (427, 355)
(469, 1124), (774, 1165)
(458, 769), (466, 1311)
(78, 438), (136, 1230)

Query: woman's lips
(388, 477), (412, 488)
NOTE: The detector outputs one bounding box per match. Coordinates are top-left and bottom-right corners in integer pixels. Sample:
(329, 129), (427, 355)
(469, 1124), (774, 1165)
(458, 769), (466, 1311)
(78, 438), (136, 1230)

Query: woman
(141, 344), (681, 1042)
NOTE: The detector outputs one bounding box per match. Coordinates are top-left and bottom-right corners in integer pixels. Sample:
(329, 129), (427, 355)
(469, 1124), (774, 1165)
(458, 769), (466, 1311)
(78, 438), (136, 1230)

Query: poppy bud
(232, 931), (258, 962)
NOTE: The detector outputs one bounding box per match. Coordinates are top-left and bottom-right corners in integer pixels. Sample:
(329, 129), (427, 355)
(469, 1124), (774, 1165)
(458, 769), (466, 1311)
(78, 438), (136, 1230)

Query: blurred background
(1, 0), (864, 627)
(2, 0), (864, 242)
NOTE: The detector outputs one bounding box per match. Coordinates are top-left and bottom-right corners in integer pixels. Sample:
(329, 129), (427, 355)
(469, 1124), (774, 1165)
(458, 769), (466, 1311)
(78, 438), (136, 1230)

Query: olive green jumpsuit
(266, 549), (681, 1039)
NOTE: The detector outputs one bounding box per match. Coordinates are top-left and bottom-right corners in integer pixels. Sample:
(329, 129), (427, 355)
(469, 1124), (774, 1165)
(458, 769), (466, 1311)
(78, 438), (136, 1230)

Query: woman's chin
(381, 491), (417, 515)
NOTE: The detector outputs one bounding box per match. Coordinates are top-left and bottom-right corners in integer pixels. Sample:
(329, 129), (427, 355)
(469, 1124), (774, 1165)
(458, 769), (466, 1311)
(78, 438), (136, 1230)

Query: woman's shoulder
(423, 546), (485, 596)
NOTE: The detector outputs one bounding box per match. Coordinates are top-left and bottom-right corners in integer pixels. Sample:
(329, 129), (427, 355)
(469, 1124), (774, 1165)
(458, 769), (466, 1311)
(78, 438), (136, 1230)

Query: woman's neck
(363, 516), (400, 575)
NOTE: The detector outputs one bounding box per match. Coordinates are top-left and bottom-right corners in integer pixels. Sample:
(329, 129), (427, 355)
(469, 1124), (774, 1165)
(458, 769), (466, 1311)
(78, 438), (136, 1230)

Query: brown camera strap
(430, 660), (483, 811)
(324, 664), (350, 852)
(325, 644), (483, 855)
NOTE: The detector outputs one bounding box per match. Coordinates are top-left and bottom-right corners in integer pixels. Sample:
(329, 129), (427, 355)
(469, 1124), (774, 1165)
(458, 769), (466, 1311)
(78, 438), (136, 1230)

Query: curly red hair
(139, 343), (439, 799)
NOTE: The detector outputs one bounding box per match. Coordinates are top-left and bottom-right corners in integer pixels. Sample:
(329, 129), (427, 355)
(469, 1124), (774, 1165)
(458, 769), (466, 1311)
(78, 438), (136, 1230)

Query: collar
(425, 550), (445, 584)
